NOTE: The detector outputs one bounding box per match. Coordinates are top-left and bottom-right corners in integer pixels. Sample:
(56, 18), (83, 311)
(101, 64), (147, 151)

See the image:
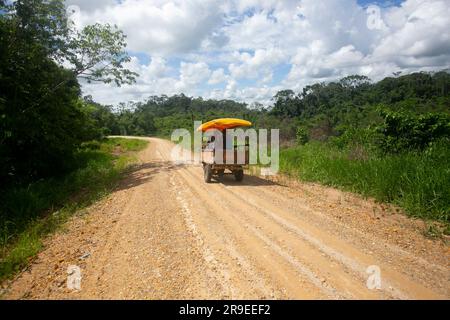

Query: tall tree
(0, 0), (138, 184)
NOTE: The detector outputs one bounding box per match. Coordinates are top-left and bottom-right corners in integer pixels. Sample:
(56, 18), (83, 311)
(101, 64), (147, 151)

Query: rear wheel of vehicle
(204, 164), (212, 183)
(234, 169), (244, 182)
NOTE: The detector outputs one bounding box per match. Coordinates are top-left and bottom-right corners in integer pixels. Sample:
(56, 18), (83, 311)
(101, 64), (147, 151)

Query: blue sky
(357, 0), (403, 6)
(66, 0), (450, 106)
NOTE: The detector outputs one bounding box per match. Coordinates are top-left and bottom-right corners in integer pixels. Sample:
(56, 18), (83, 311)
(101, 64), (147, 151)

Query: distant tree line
(93, 71), (450, 150)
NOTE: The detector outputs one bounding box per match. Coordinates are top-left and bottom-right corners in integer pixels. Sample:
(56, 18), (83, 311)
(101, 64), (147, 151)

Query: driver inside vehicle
(206, 136), (216, 150)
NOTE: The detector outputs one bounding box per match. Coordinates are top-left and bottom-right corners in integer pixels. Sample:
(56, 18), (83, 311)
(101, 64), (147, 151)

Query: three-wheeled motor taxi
(197, 118), (252, 183)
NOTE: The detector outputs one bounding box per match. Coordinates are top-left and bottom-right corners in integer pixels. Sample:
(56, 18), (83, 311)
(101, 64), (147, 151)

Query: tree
(14, 0), (70, 62)
(0, 0), (137, 184)
(339, 75), (371, 89)
(296, 127), (309, 145)
(374, 107), (450, 153)
(20, 1), (138, 114)
(66, 23), (138, 86)
(270, 90), (301, 117)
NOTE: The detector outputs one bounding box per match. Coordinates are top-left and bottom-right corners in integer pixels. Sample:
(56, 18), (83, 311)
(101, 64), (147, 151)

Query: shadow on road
(115, 157), (281, 191)
(114, 161), (185, 191)
(210, 172), (283, 187)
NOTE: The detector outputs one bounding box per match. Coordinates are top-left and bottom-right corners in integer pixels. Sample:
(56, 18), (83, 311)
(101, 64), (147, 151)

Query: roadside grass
(279, 141), (450, 230)
(0, 138), (148, 282)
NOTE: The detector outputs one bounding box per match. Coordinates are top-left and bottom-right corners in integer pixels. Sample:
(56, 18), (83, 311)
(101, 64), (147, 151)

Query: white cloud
(212, 81), (281, 105)
(179, 62), (211, 87)
(65, 0), (116, 12)
(69, 0), (450, 106)
(70, 0), (224, 55)
(228, 48), (285, 83)
(373, 0), (450, 65)
(327, 45), (365, 68)
(208, 68), (228, 84)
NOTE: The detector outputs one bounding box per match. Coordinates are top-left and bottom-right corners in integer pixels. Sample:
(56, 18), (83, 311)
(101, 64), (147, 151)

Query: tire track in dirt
(156, 138), (448, 299)
(3, 137), (448, 300)
(157, 139), (377, 299)
(239, 175), (449, 276)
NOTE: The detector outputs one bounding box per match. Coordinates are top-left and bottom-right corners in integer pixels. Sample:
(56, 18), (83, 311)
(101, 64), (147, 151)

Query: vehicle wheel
(234, 169), (244, 182)
(217, 169), (225, 179)
(204, 164), (212, 183)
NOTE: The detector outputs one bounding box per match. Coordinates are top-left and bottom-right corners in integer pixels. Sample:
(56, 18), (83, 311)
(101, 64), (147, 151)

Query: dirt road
(3, 137), (449, 299)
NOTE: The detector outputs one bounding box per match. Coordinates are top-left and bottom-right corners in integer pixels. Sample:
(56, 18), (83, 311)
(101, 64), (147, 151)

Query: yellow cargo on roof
(196, 118), (252, 132)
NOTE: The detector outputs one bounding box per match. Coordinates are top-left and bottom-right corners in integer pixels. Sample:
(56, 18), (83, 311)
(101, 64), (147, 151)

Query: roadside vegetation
(280, 140), (449, 225)
(0, 0), (140, 282)
(0, 138), (147, 281)
(281, 108), (450, 230)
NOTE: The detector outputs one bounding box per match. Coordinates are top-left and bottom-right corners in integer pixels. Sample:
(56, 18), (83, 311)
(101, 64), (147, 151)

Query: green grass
(280, 141), (450, 226)
(0, 138), (148, 281)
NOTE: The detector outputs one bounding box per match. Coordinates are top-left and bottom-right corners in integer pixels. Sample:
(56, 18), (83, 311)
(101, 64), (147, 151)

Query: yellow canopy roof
(196, 118), (252, 132)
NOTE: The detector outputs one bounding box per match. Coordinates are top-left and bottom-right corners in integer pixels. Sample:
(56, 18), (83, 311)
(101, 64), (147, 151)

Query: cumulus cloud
(70, 0), (224, 55)
(373, 0), (450, 65)
(228, 48), (285, 84)
(208, 68), (228, 84)
(68, 0), (450, 106)
(65, 0), (117, 12)
(179, 62), (211, 87)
